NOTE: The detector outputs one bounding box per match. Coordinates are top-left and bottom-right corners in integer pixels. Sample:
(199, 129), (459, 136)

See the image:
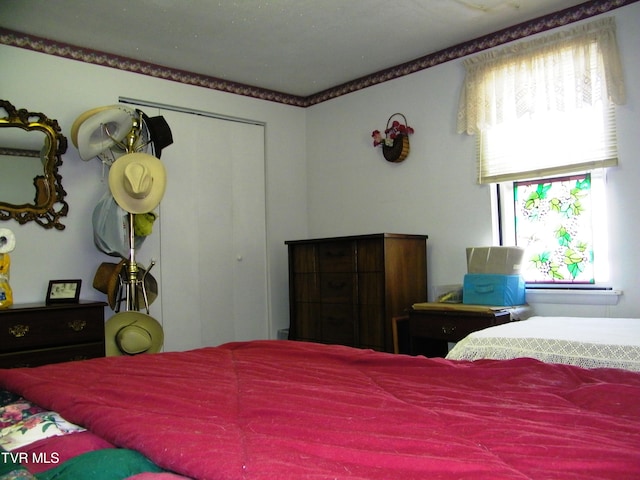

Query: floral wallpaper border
(0, 0), (636, 108)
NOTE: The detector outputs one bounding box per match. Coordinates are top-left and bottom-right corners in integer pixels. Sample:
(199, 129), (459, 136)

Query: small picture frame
(46, 279), (82, 305)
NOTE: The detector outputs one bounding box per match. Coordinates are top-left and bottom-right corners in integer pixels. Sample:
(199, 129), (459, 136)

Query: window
(457, 18), (625, 289)
(494, 171), (610, 287)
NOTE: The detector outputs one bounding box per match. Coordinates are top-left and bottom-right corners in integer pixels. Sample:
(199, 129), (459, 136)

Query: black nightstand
(402, 303), (522, 357)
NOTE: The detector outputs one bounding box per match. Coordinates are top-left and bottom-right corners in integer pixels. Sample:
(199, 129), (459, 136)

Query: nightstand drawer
(0, 342), (105, 368)
(407, 306), (514, 356)
(0, 301), (106, 366)
(1, 309), (103, 352)
(409, 315), (500, 342)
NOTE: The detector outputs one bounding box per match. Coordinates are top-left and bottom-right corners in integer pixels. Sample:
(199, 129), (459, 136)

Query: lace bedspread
(446, 316), (640, 371)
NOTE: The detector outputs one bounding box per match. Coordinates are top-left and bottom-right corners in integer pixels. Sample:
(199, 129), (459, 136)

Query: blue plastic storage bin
(463, 274), (526, 306)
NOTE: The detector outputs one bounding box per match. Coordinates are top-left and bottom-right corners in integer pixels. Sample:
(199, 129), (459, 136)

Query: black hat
(139, 110), (173, 158)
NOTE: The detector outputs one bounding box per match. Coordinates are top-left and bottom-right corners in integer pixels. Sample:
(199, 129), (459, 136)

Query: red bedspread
(1, 340), (639, 479)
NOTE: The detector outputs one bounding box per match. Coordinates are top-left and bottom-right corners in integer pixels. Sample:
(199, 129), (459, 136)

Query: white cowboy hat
(105, 311), (164, 356)
(71, 105), (111, 148)
(97, 108), (153, 166)
(108, 152), (167, 214)
(74, 106), (134, 161)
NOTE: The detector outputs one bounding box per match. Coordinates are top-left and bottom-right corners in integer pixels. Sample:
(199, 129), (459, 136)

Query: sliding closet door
(156, 109), (268, 351)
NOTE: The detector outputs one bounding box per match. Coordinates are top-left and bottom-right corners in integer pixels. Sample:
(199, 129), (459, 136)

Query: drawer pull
(70, 355), (89, 361)
(328, 280), (346, 290)
(326, 316), (347, 325)
(441, 324), (456, 335)
(68, 319), (87, 332)
(9, 324), (30, 338)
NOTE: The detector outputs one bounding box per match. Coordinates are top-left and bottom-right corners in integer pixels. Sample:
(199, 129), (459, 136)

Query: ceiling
(1, 0), (591, 98)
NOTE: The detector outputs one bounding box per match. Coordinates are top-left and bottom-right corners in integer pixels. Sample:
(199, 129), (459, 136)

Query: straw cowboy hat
(93, 260), (158, 311)
(105, 311), (164, 356)
(73, 105), (135, 161)
(108, 152), (167, 214)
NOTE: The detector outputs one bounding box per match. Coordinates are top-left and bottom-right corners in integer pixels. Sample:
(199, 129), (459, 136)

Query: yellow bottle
(0, 253), (13, 309)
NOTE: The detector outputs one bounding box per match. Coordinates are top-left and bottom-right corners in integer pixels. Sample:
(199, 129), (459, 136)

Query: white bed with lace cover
(446, 316), (640, 371)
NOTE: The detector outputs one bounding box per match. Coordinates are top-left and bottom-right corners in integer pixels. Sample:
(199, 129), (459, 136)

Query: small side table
(402, 303), (525, 357)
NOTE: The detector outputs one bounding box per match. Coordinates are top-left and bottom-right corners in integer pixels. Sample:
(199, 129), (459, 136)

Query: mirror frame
(0, 100), (69, 230)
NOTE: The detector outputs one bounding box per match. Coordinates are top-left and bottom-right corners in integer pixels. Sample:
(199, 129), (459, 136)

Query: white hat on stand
(108, 153), (167, 214)
(73, 106), (134, 161)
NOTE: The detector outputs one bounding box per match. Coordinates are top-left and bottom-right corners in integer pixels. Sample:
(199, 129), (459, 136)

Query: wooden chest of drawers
(286, 233), (428, 352)
(0, 301), (106, 368)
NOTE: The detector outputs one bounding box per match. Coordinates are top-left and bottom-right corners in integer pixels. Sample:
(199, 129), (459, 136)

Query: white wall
(305, 3), (640, 318)
(0, 45), (308, 339)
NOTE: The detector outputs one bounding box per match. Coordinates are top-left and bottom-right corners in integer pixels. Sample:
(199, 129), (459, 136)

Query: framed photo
(46, 279), (82, 304)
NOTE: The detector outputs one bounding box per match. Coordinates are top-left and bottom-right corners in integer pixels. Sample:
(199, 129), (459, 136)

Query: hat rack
(106, 113), (156, 314)
(117, 212), (155, 313)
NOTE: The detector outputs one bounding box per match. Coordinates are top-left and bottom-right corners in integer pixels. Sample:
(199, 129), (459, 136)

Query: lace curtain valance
(457, 17), (626, 135)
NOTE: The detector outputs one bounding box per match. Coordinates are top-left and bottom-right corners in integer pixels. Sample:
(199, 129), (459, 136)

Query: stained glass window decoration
(513, 173), (595, 284)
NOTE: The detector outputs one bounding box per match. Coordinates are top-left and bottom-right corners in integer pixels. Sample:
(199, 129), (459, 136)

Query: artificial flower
(371, 119), (414, 147)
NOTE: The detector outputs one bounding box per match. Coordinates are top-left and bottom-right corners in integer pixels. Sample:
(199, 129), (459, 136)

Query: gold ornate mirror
(0, 100), (68, 230)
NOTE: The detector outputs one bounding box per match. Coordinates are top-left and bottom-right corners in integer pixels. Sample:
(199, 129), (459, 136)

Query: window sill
(525, 288), (622, 305)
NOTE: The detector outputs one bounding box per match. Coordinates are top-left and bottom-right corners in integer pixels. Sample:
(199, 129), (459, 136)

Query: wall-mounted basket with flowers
(371, 113), (414, 163)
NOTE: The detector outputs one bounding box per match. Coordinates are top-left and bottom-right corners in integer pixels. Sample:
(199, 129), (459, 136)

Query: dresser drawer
(0, 342), (105, 368)
(290, 244), (318, 273)
(358, 304), (384, 350)
(358, 272), (384, 305)
(292, 302), (321, 341)
(292, 273), (320, 302)
(320, 273), (356, 303)
(318, 242), (356, 272)
(320, 304), (356, 345)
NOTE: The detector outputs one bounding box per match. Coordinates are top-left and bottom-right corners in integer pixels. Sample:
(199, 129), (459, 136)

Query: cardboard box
(463, 274), (526, 306)
(466, 246), (525, 275)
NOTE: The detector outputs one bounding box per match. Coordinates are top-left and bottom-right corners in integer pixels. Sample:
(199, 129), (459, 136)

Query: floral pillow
(1, 401), (45, 430)
(0, 399), (85, 451)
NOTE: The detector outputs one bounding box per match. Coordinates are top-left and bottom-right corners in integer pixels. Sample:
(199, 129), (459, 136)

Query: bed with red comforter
(1, 340), (639, 479)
